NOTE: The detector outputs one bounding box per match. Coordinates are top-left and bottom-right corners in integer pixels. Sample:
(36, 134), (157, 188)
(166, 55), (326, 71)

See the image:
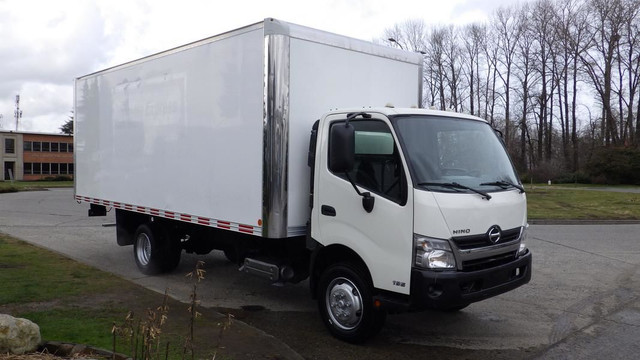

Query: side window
(4, 138), (15, 154)
(330, 120), (406, 205)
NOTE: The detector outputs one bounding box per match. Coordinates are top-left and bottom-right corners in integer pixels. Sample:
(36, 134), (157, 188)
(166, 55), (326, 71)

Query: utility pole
(14, 94), (23, 131)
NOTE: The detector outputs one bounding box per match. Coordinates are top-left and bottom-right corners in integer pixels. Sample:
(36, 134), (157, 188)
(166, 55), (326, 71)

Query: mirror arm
(344, 172), (375, 213)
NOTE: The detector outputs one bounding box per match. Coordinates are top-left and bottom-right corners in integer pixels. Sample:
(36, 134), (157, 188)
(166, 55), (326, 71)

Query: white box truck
(75, 18), (531, 343)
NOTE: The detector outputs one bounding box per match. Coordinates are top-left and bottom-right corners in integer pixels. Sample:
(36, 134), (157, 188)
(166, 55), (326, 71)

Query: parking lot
(1, 188), (639, 359)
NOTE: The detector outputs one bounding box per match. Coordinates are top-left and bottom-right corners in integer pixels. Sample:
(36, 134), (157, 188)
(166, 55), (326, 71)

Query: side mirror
(328, 123), (355, 173)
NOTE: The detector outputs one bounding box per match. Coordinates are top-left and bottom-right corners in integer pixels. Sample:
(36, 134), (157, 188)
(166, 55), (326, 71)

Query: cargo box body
(75, 18), (423, 239)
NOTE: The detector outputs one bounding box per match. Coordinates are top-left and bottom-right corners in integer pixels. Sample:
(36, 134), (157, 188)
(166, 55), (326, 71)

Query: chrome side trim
(417, 60), (424, 108)
(262, 33), (290, 238)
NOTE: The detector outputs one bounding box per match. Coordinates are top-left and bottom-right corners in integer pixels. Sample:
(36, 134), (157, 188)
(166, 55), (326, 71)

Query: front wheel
(317, 263), (386, 343)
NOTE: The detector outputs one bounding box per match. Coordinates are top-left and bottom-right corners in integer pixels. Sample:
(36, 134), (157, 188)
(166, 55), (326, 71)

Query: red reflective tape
(164, 211), (175, 219)
(150, 209), (160, 215)
(113, 202), (122, 208)
(197, 217), (210, 225)
(124, 204), (133, 210)
(136, 206), (146, 212)
(217, 220), (231, 229)
(180, 214), (191, 221)
(239, 227), (253, 234)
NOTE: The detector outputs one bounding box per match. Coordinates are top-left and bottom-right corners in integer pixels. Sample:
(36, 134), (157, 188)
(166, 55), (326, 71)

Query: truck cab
(308, 107), (531, 342)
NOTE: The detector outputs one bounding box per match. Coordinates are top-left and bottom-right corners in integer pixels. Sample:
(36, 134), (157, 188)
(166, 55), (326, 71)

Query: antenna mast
(14, 95), (23, 131)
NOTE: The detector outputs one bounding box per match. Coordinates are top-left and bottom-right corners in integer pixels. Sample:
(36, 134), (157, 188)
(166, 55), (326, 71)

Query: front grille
(461, 252), (517, 272)
(452, 227), (521, 250)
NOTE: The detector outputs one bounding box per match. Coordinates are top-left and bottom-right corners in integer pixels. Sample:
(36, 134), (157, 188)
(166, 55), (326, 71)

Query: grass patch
(0, 237), (122, 304)
(0, 180), (73, 193)
(526, 185), (640, 220)
(19, 307), (128, 352)
(0, 234), (230, 360)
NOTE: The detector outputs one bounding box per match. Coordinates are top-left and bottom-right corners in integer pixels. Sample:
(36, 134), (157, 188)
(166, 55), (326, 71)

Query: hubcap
(326, 277), (363, 330)
(135, 233), (152, 266)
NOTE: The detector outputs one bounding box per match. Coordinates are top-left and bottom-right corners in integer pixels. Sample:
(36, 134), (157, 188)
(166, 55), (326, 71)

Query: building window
(51, 163), (59, 175)
(42, 163), (50, 175)
(68, 163), (74, 174)
(42, 142), (50, 152)
(4, 138), (15, 154)
(24, 163), (32, 175)
(68, 143), (74, 153)
(33, 142), (41, 152)
(60, 143), (68, 152)
(24, 141), (32, 151)
(33, 163), (41, 175)
(51, 142), (59, 152)
(60, 163), (67, 174)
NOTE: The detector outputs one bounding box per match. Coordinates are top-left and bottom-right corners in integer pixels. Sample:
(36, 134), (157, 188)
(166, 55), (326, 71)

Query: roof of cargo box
(76, 18), (423, 79)
(263, 18), (423, 65)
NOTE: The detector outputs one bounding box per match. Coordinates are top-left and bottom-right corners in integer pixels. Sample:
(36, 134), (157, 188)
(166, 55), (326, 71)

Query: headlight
(518, 224), (529, 257)
(518, 243), (528, 256)
(414, 235), (456, 269)
(520, 223), (529, 242)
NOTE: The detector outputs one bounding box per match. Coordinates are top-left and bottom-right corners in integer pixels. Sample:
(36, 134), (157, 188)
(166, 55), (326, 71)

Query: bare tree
(558, 0), (592, 171)
(483, 25), (501, 124)
(380, 0), (640, 181)
(493, 5), (525, 151)
(530, 0), (558, 163)
(424, 26), (449, 110)
(514, 3), (538, 170)
(581, 0), (630, 146)
(441, 26), (464, 111)
(461, 23), (487, 117)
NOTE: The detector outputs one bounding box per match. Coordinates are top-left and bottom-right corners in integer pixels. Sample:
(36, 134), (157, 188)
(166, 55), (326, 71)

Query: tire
(442, 304), (469, 312)
(133, 223), (181, 275)
(317, 263), (386, 343)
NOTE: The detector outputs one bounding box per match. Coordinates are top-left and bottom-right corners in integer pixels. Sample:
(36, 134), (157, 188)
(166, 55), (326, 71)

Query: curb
(39, 341), (130, 360)
(529, 219), (640, 225)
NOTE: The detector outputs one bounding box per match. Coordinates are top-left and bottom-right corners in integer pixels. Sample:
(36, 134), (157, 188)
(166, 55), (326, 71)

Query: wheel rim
(325, 276), (363, 331)
(135, 233), (152, 266)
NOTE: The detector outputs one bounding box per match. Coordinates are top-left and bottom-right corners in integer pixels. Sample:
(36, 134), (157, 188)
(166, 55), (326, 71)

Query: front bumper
(409, 250), (532, 310)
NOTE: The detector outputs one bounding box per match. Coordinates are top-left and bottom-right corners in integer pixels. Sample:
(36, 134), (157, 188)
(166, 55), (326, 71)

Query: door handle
(321, 205), (336, 217)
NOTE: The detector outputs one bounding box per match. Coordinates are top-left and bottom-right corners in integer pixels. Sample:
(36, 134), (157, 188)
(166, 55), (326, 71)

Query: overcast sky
(0, 0), (523, 133)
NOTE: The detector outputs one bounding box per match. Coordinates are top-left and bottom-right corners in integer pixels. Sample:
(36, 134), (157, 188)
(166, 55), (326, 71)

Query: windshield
(392, 115), (520, 193)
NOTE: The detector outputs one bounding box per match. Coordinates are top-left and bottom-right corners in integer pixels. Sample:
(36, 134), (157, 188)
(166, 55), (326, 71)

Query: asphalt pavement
(1, 188), (639, 359)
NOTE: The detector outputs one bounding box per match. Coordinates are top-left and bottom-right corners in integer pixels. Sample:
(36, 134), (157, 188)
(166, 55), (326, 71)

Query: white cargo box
(75, 18), (423, 238)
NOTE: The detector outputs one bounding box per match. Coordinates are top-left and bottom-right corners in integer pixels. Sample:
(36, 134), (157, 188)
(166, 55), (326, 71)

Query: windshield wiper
(480, 180), (525, 193)
(418, 182), (492, 200)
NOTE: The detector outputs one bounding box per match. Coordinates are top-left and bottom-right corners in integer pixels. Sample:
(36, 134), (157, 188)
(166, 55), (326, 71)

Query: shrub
(42, 175), (73, 182)
(586, 147), (640, 185)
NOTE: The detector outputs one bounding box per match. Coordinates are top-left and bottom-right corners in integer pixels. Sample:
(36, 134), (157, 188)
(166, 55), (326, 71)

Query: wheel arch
(310, 244), (373, 300)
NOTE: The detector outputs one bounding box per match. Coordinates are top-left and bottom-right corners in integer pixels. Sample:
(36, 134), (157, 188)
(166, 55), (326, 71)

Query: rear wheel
(317, 263), (386, 343)
(223, 247), (242, 264)
(134, 223), (181, 275)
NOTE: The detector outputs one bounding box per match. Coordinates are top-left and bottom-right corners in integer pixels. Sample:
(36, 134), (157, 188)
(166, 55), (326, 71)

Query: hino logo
(488, 226), (502, 244)
(453, 229), (471, 235)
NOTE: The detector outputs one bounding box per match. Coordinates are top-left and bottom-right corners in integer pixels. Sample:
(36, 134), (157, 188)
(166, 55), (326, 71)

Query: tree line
(383, 0), (640, 184)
